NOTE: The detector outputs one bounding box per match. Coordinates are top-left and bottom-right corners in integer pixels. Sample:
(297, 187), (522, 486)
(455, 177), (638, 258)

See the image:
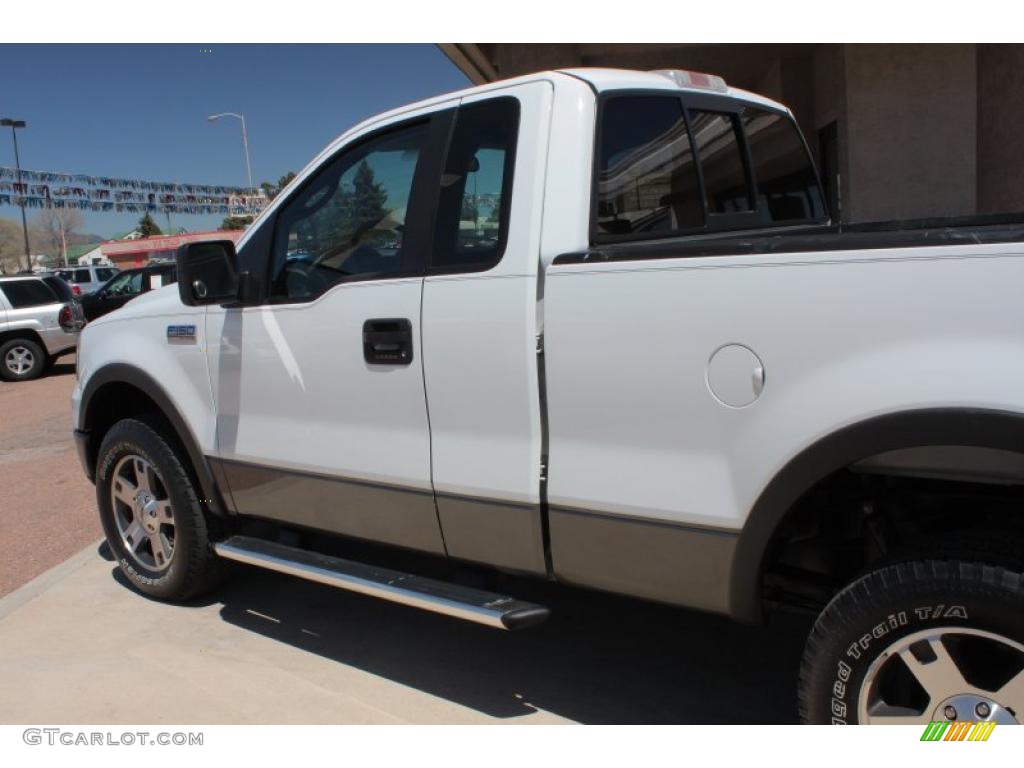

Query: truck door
(204, 107), (453, 555)
(422, 83), (553, 575)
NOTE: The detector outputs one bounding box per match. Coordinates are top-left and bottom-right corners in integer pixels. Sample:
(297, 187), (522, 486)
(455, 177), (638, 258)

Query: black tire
(96, 417), (225, 601)
(799, 559), (1024, 724)
(878, 530), (1024, 572)
(0, 338), (46, 381)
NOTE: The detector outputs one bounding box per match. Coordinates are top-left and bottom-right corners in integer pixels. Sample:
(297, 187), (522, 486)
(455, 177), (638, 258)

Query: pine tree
(349, 161), (387, 232)
(137, 212), (163, 237)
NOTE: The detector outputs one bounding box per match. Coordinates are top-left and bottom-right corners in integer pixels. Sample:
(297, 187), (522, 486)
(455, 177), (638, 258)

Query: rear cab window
(742, 107), (826, 223)
(687, 110), (753, 216)
(593, 91), (826, 244)
(595, 96), (702, 238)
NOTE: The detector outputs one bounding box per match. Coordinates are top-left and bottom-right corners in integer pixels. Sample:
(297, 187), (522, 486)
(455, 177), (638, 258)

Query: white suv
(51, 264), (119, 296)
(0, 275), (83, 381)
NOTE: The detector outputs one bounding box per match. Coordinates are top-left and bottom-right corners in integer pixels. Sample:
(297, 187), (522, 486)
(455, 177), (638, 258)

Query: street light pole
(1, 118), (31, 271)
(207, 112), (254, 217)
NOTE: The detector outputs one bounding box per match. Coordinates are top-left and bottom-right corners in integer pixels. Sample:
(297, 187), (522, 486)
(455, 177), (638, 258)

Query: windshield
(103, 271), (144, 296)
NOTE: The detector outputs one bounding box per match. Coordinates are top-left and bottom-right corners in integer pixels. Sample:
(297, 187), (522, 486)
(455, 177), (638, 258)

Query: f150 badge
(166, 325), (196, 341)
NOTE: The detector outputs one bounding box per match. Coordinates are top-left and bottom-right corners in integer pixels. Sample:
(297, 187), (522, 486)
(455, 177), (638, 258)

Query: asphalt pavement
(0, 356), (101, 597)
(0, 538), (811, 723)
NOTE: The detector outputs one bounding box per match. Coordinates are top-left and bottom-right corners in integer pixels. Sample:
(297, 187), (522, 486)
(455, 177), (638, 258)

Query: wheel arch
(79, 363), (230, 517)
(729, 407), (1024, 624)
(0, 328), (45, 349)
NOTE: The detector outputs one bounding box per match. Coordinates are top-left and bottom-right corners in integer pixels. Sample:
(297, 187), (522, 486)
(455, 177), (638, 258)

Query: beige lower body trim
(548, 507), (737, 615)
(436, 493), (547, 576)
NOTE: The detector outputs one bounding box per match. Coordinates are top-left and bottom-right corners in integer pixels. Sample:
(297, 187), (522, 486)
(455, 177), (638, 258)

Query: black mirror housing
(236, 271), (260, 304)
(176, 240), (239, 306)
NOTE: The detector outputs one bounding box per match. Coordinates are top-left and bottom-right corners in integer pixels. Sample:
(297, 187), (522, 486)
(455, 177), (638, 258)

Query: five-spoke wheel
(111, 454), (176, 571)
(859, 627), (1023, 724)
(800, 560), (1024, 724)
(97, 417), (225, 601)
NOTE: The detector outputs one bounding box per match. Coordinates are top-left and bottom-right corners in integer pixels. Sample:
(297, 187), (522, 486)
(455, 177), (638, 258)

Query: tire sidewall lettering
(829, 605), (969, 724)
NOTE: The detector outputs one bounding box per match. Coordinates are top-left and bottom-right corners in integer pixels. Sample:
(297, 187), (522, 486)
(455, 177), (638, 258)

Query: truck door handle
(363, 318), (414, 365)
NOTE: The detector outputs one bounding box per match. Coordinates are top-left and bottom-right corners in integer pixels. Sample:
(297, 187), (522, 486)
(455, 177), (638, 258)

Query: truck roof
(557, 67), (790, 113)
(348, 67), (789, 141)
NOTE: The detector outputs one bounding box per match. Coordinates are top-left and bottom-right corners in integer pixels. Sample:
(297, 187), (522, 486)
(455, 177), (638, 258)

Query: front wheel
(96, 417), (225, 601)
(799, 560), (1024, 724)
(0, 338), (46, 381)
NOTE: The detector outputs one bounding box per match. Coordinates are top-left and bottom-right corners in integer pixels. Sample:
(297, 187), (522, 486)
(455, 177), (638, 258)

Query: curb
(0, 539), (104, 621)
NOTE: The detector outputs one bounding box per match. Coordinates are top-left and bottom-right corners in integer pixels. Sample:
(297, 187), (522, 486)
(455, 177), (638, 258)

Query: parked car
(50, 264), (120, 296)
(0, 274), (84, 381)
(73, 68), (1024, 725)
(79, 263), (177, 322)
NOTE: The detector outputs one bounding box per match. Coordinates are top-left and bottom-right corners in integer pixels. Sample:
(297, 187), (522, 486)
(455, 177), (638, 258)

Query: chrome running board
(213, 535), (549, 631)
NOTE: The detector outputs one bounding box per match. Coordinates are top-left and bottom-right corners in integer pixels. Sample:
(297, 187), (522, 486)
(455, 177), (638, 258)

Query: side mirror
(176, 240), (239, 306)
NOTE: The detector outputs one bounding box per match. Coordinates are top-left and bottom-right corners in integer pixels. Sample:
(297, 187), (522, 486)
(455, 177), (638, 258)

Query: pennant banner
(0, 193), (260, 216)
(0, 166), (255, 196)
(0, 166), (266, 216)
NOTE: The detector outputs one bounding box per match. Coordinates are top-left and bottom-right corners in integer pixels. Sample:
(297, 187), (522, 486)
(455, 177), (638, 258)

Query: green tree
(349, 161), (387, 231)
(291, 163), (388, 259)
(259, 171), (298, 201)
(220, 216), (251, 231)
(137, 212), (163, 237)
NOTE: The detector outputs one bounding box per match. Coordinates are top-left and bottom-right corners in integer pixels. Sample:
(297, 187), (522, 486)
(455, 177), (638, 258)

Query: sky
(0, 44), (469, 239)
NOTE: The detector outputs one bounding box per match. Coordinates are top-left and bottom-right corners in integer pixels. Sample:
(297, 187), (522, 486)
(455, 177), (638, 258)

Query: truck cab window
(431, 97), (519, 273)
(688, 110), (753, 215)
(742, 107), (826, 223)
(269, 122), (428, 301)
(595, 96), (703, 239)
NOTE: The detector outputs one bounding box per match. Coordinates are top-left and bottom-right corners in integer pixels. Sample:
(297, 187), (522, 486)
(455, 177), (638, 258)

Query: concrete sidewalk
(0, 542), (811, 724)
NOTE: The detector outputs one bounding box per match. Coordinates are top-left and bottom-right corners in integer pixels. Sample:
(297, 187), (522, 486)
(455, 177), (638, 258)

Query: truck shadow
(210, 564), (811, 724)
(44, 360), (76, 379)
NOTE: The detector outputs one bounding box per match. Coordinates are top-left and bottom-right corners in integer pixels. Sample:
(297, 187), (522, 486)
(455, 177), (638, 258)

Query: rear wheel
(0, 338), (46, 381)
(799, 560), (1024, 724)
(96, 417), (225, 600)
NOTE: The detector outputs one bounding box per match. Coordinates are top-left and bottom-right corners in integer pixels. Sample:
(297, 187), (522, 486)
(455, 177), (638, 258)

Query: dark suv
(79, 263), (178, 322)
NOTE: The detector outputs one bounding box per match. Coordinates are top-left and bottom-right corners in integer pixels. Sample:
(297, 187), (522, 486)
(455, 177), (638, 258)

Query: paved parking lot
(0, 356), (101, 597)
(0, 362), (812, 724)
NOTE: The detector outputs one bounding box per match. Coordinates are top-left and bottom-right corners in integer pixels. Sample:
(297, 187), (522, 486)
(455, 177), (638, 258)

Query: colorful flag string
(0, 166), (266, 216)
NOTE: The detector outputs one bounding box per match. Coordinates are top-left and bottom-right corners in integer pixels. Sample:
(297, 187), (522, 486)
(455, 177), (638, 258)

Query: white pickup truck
(72, 68), (1024, 725)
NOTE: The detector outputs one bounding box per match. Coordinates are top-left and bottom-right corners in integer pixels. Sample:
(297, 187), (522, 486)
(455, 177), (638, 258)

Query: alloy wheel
(111, 454), (176, 572)
(4, 345), (35, 376)
(858, 627), (1024, 724)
